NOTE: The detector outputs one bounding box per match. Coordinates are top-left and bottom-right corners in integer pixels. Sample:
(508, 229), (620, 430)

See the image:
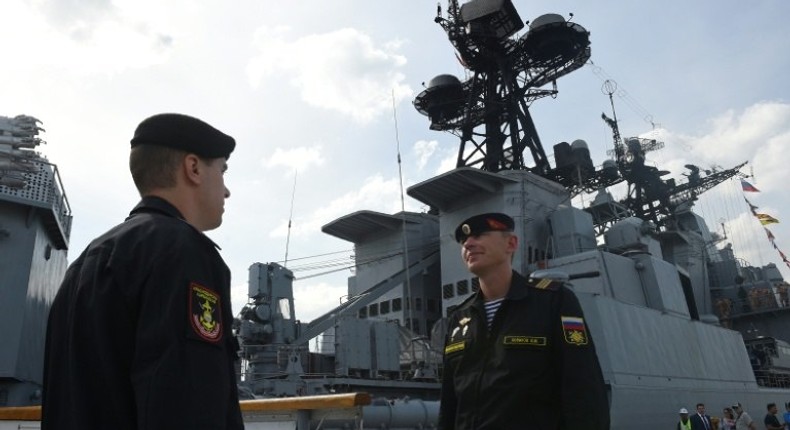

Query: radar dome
(427, 74), (462, 90)
(570, 139), (588, 150)
(529, 13), (565, 29)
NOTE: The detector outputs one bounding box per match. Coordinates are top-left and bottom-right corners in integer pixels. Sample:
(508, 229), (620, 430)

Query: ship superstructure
(1, 1), (788, 429)
(0, 115), (71, 407)
(234, 1), (790, 428)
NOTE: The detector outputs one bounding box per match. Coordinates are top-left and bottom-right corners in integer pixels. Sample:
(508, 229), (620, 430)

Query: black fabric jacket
(690, 413), (713, 430)
(438, 270), (610, 430)
(42, 196), (243, 429)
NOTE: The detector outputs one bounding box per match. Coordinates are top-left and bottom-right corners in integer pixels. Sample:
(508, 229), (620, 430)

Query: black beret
(454, 212), (514, 243)
(130, 113), (235, 159)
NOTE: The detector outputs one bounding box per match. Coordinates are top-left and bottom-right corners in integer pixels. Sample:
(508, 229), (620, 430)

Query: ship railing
(753, 369), (790, 389)
(712, 290), (790, 321)
(0, 159), (72, 249)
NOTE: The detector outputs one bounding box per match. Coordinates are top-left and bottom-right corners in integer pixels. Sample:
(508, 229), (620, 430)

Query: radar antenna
(414, 0), (591, 174)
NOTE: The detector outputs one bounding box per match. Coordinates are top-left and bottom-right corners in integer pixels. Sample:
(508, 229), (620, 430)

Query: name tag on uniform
(445, 341), (466, 354)
(503, 336), (546, 347)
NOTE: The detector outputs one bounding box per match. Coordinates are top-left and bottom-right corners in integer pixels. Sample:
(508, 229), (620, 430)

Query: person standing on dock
(41, 113), (244, 430)
(734, 403), (757, 430)
(679, 408), (693, 430)
(692, 403), (713, 430)
(765, 403), (783, 430)
(438, 212), (609, 430)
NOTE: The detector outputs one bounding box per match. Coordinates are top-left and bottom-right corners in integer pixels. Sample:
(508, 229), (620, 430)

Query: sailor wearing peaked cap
(440, 211), (609, 430)
(131, 113), (236, 159)
(454, 212), (515, 243)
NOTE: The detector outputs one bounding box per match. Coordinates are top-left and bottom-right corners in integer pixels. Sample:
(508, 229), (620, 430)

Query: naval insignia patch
(560, 316), (588, 345)
(189, 282), (222, 342)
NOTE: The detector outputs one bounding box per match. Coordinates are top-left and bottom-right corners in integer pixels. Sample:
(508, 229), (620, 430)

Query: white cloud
(268, 174), (411, 239)
(647, 102), (790, 194)
(261, 145), (325, 171)
(247, 26), (413, 123)
(230, 281), (250, 317)
(436, 152), (457, 175)
(413, 139), (437, 170)
(293, 280), (349, 323)
(4, 0), (173, 75)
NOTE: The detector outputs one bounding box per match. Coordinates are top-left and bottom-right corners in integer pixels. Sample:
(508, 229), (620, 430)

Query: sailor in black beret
(43, 113), (245, 429)
(130, 113), (235, 159)
(454, 212), (515, 243)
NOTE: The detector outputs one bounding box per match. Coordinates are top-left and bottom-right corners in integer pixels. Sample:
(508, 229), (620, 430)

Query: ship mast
(416, 0), (590, 174)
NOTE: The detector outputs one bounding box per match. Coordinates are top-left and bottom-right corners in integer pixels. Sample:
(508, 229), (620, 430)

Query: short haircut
(768, 403), (776, 410)
(696, 403), (704, 408)
(129, 144), (187, 195)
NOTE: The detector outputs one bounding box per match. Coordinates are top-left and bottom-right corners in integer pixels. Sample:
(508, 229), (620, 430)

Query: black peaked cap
(455, 212), (514, 243)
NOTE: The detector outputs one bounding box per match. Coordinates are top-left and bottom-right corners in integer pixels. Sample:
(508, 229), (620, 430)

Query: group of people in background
(677, 402), (790, 430)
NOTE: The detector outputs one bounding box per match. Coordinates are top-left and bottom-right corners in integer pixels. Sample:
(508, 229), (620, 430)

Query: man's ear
(506, 233), (518, 253)
(182, 154), (202, 186)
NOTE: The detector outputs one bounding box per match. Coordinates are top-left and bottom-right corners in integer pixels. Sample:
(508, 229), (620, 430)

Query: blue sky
(2, 0), (789, 321)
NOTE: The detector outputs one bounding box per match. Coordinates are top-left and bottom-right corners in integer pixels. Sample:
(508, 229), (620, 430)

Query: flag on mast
(741, 179), (760, 192)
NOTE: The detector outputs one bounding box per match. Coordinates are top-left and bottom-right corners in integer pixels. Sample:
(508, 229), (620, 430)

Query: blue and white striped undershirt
(484, 297), (505, 329)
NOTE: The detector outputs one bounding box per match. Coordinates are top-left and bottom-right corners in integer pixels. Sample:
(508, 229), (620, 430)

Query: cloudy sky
(3, 0), (789, 322)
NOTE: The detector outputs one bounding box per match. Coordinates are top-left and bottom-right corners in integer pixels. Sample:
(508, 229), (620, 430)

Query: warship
(2, 0), (790, 428)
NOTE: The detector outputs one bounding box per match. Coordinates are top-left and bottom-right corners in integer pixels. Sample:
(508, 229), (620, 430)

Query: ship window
(392, 298), (402, 311)
(442, 283), (455, 299)
(358, 307), (367, 318)
(457, 280), (469, 296)
(415, 298), (422, 311)
(369, 303), (379, 316)
(380, 300), (390, 314)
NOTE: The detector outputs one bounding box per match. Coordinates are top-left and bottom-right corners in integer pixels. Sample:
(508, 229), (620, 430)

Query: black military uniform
(42, 114), (243, 429)
(439, 271), (609, 429)
(439, 212), (609, 430)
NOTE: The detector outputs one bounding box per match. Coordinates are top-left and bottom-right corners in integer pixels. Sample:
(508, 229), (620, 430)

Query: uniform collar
(127, 195), (222, 250)
(128, 195), (186, 221)
(505, 270), (530, 300)
(468, 270), (530, 307)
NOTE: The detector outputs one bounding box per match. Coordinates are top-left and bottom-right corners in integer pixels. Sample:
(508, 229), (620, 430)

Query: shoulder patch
(527, 277), (561, 291)
(561, 316), (588, 346)
(189, 282), (223, 342)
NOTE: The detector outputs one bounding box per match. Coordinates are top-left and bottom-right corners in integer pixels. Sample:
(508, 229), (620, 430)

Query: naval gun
(236, 253), (441, 398)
